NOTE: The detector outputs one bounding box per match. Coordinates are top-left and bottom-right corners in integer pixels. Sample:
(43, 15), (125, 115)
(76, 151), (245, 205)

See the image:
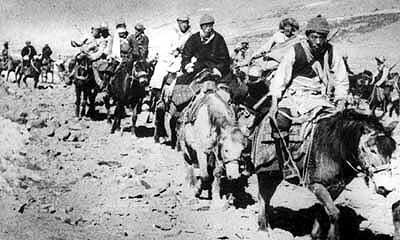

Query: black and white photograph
(1, 0), (400, 239)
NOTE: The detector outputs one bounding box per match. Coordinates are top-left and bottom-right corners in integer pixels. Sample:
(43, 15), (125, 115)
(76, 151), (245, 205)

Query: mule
(1, 56), (21, 82)
(179, 89), (247, 207)
(17, 57), (42, 88)
(255, 109), (397, 240)
(72, 53), (96, 118)
(107, 60), (149, 135)
(40, 57), (54, 83)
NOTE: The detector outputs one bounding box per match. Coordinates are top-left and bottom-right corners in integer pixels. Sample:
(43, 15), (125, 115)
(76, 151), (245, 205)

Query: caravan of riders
(0, 13), (399, 239)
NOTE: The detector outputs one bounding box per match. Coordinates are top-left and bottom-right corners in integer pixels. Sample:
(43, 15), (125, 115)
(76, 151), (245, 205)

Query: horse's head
(357, 120), (398, 195)
(217, 126), (247, 179)
(133, 61), (149, 87)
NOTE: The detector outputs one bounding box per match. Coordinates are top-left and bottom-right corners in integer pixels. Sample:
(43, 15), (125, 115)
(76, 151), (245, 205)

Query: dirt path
(0, 81), (265, 240)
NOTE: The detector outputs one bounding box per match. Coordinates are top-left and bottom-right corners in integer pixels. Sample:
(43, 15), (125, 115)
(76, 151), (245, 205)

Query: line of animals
(1, 32), (399, 240)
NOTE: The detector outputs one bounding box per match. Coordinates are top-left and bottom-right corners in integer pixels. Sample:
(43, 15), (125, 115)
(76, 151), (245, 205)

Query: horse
(71, 53), (97, 118)
(0, 56), (22, 82)
(40, 57), (54, 83)
(348, 70), (373, 100)
(254, 109), (397, 240)
(178, 87), (248, 207)
(107, 60), (149, 134)
(17, 57), (42, 88)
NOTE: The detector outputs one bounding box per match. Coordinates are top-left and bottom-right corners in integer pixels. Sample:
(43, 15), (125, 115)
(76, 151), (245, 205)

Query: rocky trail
(2, 2), (400, 239)
(0, 81), (268, 240)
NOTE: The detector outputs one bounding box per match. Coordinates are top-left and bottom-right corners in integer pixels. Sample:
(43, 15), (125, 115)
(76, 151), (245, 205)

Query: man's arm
(330, 48), (349, 101)
(213, 35), (230, 75)
(375, 66), (389, 87)
(269, 47), (295, 99)
(181, 35), (195, 72)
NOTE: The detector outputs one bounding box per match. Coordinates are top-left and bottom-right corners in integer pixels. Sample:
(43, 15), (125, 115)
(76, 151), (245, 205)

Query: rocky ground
(2, 1), (400, 239)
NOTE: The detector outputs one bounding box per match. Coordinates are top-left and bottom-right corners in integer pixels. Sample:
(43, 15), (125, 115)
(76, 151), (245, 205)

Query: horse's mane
(206, 93), (237, 136)
(313, 109), (395, 164)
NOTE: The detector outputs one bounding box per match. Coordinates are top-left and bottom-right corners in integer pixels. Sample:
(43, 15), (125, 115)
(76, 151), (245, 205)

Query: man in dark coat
(180, 14), (230, 81)
(127, 23), (149, 61)
(21, 41), (37, 67)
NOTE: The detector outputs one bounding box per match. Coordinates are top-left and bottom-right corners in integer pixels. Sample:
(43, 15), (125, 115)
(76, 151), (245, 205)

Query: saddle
(179, 81), (233, 124)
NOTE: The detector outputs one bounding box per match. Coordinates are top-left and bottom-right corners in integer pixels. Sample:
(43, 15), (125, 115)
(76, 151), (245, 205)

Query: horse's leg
(131, 101), (138, 136)
(256, 172), (282, 233)
(5, 70), (10, 82)
(309, 183), (340, 240)
(23, 75), (28, 88)
(104, 94), (112, 123)
(34, 76), (39, 88)
(87, 88), (96, 118)
(111, 103), (121, 134)
(75, 84), (81, 118)
(17, 73), (22, 87)
(153, 100), (166, 143)
(81, 88), (90, 117)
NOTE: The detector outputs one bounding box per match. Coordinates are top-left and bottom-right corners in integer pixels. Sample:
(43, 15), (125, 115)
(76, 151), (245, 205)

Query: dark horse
(255, 110), (397, 240)
(0, 56), (21, 82)
(71, 53), (96, 118)
(18, 57), (42, 88)
(108, 60), (149, 134)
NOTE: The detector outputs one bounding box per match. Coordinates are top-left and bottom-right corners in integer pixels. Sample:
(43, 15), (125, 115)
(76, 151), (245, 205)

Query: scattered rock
(153, 223), (173, 231)
(65, 206), (74, 214)
(48, 206), (56, 214)
(26, 119), (46, 130)
(98, 161), (122, 168)
(128, 194), (144, 199)
(45, 126), (56, 137)
(132, 163), (148, 175)
(55, 127), (71, 141)
(139, 179), (152, 189)
(153, 182), (171, 197)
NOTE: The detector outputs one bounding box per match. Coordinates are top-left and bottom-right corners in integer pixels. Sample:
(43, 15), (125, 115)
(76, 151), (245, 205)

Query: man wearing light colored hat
(253, 15), (349, 232)
(111, 19), (132, 63)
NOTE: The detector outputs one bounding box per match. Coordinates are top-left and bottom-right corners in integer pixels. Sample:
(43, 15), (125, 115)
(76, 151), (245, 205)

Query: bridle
(347, 131), (392, 182)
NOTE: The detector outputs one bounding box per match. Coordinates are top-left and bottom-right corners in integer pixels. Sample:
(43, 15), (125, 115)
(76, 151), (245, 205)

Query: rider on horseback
(128, 23), (149, 62)
(265, 15), (349, 180)
(165, 14), (231, 147)
(21, 41), (37, 68)
(1, 41), (9, 64)
(249, 18), (300, 70)
(91, 23), (112, 90)
(42, 44), (53, 62)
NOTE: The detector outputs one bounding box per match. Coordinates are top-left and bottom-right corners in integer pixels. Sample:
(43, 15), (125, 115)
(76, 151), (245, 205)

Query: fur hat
(305, 15), (330, 35)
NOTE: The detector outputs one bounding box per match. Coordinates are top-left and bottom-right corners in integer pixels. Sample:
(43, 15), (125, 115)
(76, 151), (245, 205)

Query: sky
(0, 0), (275, 56)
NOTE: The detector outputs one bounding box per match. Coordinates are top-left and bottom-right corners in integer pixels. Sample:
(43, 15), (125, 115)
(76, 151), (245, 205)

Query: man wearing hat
(164, 14), (230, 148)
(180, 13), (230, 78)
(42, 43), (53, 62)
(254, 15), (349, 231)
(152, 15), (193, 143)
(111, 20), (132, 63)
(21, 41), (37, 68)
(1, 41), (9, 66)
(128, 23), (149, 61)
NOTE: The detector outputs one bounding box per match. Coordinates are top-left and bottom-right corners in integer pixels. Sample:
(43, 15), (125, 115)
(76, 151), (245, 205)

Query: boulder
(269, 179), (397, 239)
(55, 127), (71, 141)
